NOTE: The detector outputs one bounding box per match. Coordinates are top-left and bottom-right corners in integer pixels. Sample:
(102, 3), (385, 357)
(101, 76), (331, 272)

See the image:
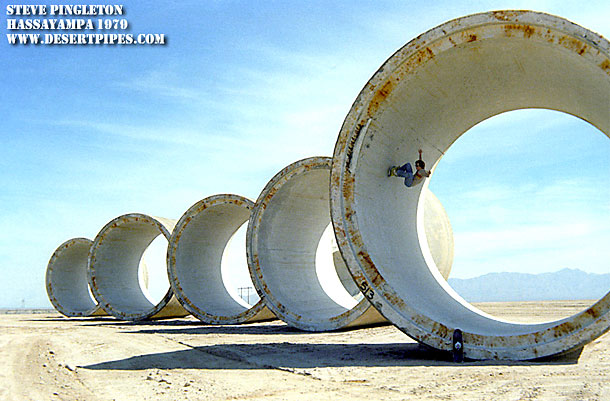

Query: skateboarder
(388, 149), (431, 188)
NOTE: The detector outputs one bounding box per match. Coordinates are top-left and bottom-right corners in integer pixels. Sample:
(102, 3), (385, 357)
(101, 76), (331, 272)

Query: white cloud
(116, 69), (203, 102)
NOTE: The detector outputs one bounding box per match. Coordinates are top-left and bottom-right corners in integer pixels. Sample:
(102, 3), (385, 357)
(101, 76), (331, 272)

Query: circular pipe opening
(46, 238), (102, 317)
(431, 109), (610, 323)
(168, 195), (274, 324)
(331, 10), (610, 359)
(88, 214), (188, 320)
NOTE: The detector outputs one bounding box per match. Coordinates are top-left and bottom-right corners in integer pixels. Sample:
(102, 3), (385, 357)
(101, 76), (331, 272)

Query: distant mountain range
(447, 268), (610, 302)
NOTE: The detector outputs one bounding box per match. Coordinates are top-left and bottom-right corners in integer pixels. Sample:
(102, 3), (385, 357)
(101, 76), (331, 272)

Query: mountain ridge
(447, 268), (610, 302)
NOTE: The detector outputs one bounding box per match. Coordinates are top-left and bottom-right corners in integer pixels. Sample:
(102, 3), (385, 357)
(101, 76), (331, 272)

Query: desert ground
(2, 300), (609, 401)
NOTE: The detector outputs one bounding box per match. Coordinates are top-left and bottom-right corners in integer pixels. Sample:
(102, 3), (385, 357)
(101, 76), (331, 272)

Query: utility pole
(238, 287), (253, 305)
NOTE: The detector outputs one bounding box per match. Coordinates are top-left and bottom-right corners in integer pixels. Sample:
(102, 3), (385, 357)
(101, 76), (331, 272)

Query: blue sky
(1, 1), (609, 307)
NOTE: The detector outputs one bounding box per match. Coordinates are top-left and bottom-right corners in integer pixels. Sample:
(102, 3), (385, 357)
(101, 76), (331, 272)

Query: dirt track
(2, 301), (609, 400)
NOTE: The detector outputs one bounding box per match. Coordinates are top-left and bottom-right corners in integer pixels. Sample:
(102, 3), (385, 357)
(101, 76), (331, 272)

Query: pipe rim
(330, 10), (610, 359)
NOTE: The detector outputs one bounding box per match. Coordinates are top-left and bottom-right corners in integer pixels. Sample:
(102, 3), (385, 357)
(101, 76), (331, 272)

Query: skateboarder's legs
(395, 163), (414, 187)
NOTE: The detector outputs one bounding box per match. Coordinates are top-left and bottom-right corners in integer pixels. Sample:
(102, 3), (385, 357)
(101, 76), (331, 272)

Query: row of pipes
(46, 157), (454, 331)
(46, 10), (610, 360)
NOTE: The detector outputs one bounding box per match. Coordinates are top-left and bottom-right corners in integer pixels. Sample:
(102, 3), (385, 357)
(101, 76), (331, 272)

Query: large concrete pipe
(330, 10), (610, 360)
(168, 194), (275, 324)
(46, 238), (105, 317)
(247, 157), (454, 331)
(88, 214), (189, 320)
(247, 157), (383, 331)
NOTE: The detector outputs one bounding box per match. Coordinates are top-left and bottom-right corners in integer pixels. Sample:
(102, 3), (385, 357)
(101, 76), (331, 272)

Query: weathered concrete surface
(45, 238), (105, 317)
(88, 214), (189, 321)
(168, 194), (276, 324)
(330, 10), (610, 360)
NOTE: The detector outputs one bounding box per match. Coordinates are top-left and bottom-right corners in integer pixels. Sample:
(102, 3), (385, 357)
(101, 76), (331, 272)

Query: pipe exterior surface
(332, 250), (361, 297)
(88, 214), (189, 320)
(168, 194), (275, 324)
(424, 190), (454, 279)
(330, 10), (610, 360)
(46, 238), (105, 317)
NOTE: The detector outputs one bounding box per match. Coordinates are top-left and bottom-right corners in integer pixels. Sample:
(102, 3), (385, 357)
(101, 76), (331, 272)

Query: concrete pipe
(247, 157), (383, 331)
(247, 157), (454, 331)
(168, 194), (275, 324)
(330, 10), (610, 360)
(46, 238), (105, 317)
(88, 214), (189, 320)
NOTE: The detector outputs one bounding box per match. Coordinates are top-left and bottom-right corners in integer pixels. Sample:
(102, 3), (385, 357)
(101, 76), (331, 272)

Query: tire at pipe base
(330, 10), (610, 360)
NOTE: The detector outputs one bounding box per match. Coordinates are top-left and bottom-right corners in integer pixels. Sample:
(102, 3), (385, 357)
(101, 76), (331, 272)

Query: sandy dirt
(2, 300), (609, 401)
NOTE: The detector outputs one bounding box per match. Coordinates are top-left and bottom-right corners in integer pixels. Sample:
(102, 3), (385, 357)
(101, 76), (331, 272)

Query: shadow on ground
(30, 315), (582, 368)
(79, 341), (581, 371)
(33, 318), (382, 335)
